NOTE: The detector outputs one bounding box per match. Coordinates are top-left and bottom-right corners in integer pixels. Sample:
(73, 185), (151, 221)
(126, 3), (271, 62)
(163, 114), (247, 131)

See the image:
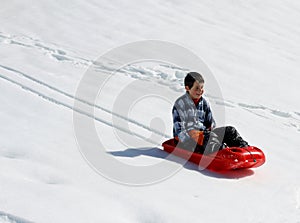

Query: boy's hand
(188, 130), (204, 146)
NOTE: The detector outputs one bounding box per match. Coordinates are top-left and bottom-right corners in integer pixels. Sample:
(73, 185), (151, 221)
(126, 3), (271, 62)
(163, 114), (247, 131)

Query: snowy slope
(1, 0), (300, 222)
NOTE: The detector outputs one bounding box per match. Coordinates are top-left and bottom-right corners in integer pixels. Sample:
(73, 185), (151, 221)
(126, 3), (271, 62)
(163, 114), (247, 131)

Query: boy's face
(185, 81), (204, 99)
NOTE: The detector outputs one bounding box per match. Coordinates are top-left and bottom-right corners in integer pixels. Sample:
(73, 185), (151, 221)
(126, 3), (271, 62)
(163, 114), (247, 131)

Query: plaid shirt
(172, 92), (215, 142)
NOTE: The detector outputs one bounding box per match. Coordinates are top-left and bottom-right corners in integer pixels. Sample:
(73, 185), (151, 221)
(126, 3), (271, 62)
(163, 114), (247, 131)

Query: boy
(172, 72), (248, 154)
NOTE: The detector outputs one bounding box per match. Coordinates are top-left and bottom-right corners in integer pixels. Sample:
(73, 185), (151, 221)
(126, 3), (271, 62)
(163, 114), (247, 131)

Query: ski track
(0, 64), (171, 139)
(0, 72), (164, 145)
(0, 211), (33, 223)
(1, 31), (300, 134)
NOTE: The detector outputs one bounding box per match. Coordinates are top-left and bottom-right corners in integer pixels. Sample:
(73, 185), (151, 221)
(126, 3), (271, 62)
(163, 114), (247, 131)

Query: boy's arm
(204, 99), (216, 130)
(173, 107), (204, 145)
(172, 106), (191, 142)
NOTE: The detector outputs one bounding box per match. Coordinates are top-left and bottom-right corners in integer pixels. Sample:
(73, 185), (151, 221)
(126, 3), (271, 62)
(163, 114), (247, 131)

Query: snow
(1, 0), (300, 222)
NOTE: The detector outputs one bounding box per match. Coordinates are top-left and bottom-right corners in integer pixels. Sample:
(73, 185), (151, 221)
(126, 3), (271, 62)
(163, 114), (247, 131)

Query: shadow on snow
(108, 147), (254, 179)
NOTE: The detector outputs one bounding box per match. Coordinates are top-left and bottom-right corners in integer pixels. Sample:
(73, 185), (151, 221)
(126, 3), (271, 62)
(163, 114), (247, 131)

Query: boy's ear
(185, 86), (190, 91)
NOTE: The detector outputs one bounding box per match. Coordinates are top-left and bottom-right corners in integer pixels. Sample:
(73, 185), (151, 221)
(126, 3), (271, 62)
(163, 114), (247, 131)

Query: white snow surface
(1, 0), (300, 222)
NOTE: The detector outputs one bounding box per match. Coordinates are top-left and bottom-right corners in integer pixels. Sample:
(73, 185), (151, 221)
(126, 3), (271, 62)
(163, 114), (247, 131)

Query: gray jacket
(172, 92), (215, 142)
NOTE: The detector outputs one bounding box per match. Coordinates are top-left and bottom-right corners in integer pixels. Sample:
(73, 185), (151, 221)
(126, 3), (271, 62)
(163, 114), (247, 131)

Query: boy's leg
(175, 138), (205, 153)
(203, 131), (223, 154)
(174, 125), (248, 154)
(212, 126), (248, 147)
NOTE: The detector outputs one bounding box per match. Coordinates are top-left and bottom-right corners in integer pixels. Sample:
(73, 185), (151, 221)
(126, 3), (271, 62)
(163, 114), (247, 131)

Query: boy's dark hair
(184, 72), (204, 89)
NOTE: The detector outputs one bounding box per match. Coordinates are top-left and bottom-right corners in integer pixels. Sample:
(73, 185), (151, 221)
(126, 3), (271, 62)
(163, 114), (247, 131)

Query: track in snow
(0, 211), (33, 223)
(0, 31), (299, 135)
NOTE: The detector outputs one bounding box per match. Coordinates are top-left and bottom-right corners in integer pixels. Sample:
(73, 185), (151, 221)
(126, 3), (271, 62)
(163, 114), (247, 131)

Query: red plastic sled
(162, 139), (265, 171)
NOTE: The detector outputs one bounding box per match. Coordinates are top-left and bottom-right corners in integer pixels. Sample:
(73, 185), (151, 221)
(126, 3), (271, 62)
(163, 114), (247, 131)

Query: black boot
(212, 126), (248, 148)
(225, 126), (248, 147)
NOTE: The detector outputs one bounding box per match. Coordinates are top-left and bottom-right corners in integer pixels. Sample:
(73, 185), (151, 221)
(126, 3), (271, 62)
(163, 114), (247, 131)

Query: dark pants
(176, 126), (248, 154)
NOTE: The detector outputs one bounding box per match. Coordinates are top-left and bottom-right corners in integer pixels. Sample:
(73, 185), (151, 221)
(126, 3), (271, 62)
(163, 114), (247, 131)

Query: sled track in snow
(0, 211), (33, 223)
(0, 72), (169, 145)
(1, 64), (299, 146)
(0, 64), (170, 138)
(1, 31), (300, 133)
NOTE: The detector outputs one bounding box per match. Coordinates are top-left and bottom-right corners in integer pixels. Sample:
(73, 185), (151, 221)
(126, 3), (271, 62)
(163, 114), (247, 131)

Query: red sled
(162, 139), (265, 171)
